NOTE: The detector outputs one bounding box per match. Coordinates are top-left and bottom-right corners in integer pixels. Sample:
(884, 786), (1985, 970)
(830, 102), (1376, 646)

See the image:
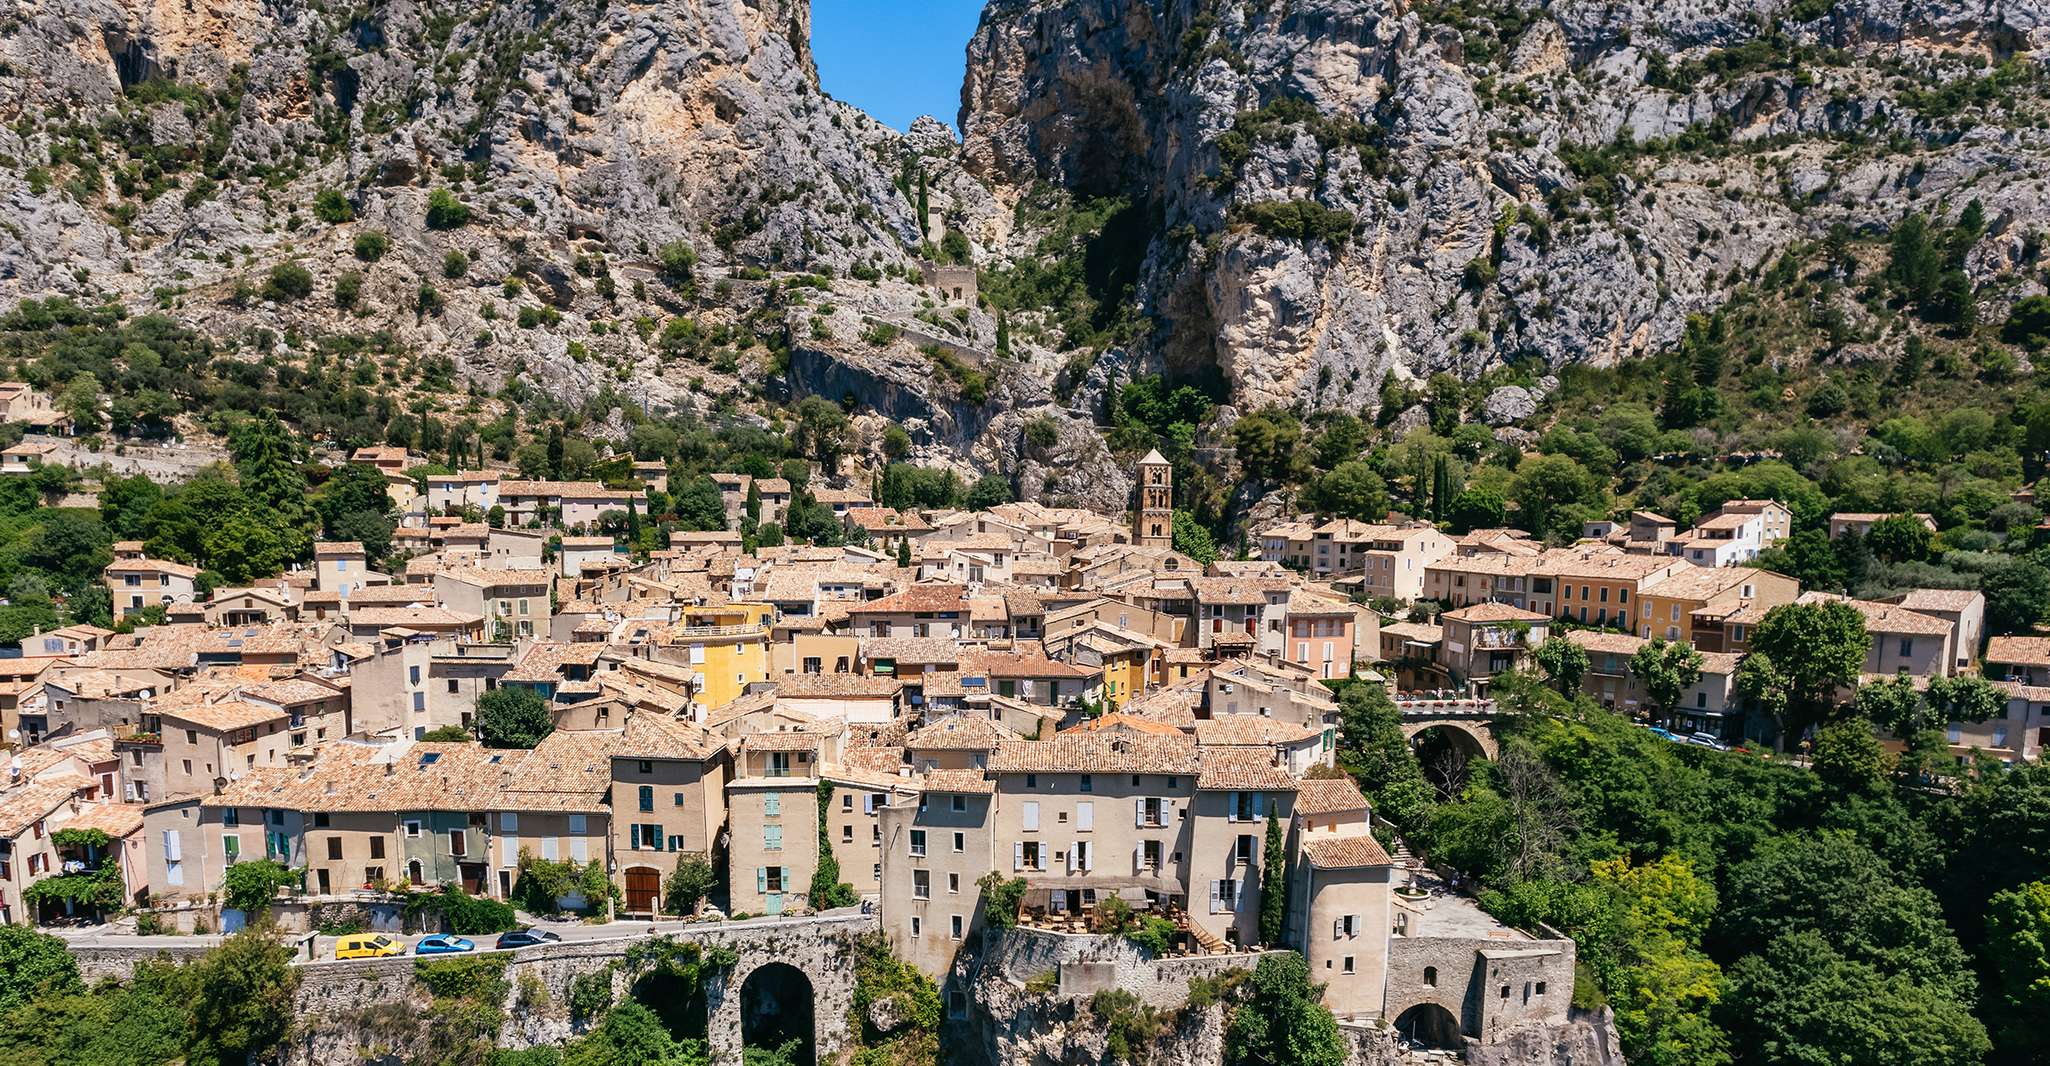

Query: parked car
(335, 933), (403, 960)
(1685, 732), (1728, 750)
(495, 928), (564, 950)
(415, 934), (475, 955)
(1645, 726), (1683, 742)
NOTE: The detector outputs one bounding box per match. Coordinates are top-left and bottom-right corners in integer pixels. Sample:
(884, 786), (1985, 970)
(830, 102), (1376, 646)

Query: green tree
(809, 784), (860, 910)
(202, 508), (302, 584)
(664, 853), (718, 916)
(1304, 461), (1388, 522)
(1511, 454), (1602, 540)
(1984, 558), (2050, 634)
(1863, 513), (1933, 563)
(1810, 719), (1890, 795)
(312, 188), (353, 223)
(1447, 486), (1507, 532)
(896, 537), (913, 568)
(1169, 511), (1221, 566)
(425, 188), (472, 229)
(0, 926), (81, 1014)
(476, 687), (553, 749)
(185, 931), (301, 1066)
(1886, 213), (1943, 310)
(1718, 833), (1975, 1001)
(1983, 880), (2050, 1061)
(1223, 952), (1345, 1066)
(1258, 812), (1288, 946)
(1744, 601), (1870, 741)
(1230, 408), (1302, 483)
(1334, 684), (1435, 831)
(1630, 639), (1704, 726)
(1854, 675), (1931, 737)
(965, 473), (1011, 511)
(1532, 636), (1589, 695)
(222, 859), (301, 914)
(674, 476), (727, 531)
(1719, 931), (1987, 1066)
(61, 372), (103, 431)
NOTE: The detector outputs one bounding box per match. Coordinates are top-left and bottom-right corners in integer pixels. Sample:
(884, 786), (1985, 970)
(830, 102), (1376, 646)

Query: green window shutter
(757, 867), (767, 893)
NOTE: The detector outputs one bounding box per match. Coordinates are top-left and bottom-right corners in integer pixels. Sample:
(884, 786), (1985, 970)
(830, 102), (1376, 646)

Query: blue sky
(811, 0), (984, 132)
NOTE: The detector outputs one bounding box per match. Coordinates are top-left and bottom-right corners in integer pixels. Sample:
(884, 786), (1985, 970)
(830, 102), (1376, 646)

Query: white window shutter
(1066, 845), (1075, 875)
(1022, 802), (1039, 831)
(1133, 845), (1143, 873)
(163, 829), (181, 860)
(1013, 842), (1023, 871)
(1334, 917), (1343, 938)
(1134, 799), (1145, 827)
(1209, 880), (1221, 913)
(1077, 801), (1093, 831)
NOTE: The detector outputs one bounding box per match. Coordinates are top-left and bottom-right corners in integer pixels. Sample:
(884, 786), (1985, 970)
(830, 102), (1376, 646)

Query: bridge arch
(1394, 1002), (1463, 1049)
(1398, 718), (1499, 760)
(702, 918), (864, 1066)
(738, 962), (815, 1065)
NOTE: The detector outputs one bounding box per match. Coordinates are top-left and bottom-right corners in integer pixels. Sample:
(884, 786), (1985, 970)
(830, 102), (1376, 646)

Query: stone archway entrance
(739, 962), (815, 1066)
(1395, 1002), (1462, 1049)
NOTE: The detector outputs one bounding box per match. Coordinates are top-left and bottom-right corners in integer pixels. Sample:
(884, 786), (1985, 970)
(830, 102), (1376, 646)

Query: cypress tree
(1259, 810), (1289, 946)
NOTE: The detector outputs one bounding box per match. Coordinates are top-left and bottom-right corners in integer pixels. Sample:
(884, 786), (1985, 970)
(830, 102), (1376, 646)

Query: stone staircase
(1186, 921), (1231, 955)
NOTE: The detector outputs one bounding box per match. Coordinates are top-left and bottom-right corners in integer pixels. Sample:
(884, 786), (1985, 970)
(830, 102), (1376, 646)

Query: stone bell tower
(1136, 449), (1173, 548)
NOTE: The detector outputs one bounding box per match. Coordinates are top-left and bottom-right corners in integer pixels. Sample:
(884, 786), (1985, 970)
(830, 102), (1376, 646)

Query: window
(501, 813), (519, 832)
(951, 795), (965, 812)
(842, 794), (854, 811)
(1211, 878), (1238, 913)
(568, 815), (586, 835)
(327, 838), (342, 861)
(1235, 834), (1255, 866)
(764, 793), (782, 817)
(1899, 638), (1914, 657)
(1535, 982), (1548, 996)
(447, 679), (459, 694)
(763, 825), (783, 851)
(1021, 802), (1039, 831)
(1079, 774), (1092, 792)
(914, 870), (931, 899)
(1948, 724), (1963, 743)
(222, 809), (240, 827)
(952, 831), (964, 853)
(1423, 966), (1437, 987)
(948, 872), (960, 893)
(1337, 914), (1359, 937)
(638, 786), (654, 812)
(910, 830), (927, 857)
(1342, 956), (1355, 975)
(449, 829), (467, 857)
(1501, 985), (1511, 1001)
(403, 820), (422, 838)
(910, 916), (922, 939)
(370, 837), (385, 859)
(951, 914), (964, 939)
(637, 760), (654, 774)
(843, 825), (854, 842)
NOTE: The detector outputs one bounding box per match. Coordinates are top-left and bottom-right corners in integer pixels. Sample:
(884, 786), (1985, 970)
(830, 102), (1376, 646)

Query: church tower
(1136, 449), (1173, 548)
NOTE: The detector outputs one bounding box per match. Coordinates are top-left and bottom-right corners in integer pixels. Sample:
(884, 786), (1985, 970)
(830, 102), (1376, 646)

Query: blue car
(1646, 727), (1683, 743)
(415, 934), (475, 955)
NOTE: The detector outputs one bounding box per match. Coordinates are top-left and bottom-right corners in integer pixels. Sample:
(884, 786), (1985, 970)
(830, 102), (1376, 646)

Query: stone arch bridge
(1395, 698), (1501, 760)
(245, 911), (878, 1066)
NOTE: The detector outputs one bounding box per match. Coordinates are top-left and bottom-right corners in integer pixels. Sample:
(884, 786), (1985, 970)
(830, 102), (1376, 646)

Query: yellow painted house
(665, 603), (776, 714)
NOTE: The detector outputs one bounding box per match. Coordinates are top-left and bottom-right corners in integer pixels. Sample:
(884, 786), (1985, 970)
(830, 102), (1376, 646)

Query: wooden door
(625, 867), (660, 914)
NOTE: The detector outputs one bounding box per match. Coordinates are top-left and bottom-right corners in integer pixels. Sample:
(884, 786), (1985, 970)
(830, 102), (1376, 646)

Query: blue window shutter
(757, 867), (767, 893)
(630, 824), (641, 849)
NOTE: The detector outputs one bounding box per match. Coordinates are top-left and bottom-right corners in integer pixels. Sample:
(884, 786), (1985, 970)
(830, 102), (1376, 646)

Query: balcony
(1471, 629), (1529, 650)
(673, 622), (768, 639)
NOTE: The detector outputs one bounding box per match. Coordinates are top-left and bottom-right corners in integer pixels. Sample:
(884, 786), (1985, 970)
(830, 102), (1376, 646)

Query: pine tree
(916, 169), (930, 239)
(545, 426), (566, 480)
(1259, 811), (1289, 946)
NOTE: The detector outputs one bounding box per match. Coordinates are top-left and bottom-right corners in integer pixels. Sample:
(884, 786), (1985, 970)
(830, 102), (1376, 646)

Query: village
(1, 422), (2046, 1052)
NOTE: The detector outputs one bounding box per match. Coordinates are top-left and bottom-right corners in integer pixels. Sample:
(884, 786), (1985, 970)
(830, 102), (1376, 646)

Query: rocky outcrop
(961, 0), (2050, 410)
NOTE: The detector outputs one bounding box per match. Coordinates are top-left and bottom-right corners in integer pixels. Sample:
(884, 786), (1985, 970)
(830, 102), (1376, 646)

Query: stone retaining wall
(986, 926), (1273, 1010)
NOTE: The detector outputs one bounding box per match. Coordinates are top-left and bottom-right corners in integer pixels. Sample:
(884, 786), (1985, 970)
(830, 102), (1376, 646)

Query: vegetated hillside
(1338, 676), (2050, 1066)
(962, 0), (2050, 415)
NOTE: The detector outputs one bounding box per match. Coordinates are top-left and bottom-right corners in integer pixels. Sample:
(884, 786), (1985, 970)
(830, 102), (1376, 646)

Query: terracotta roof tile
(1303, 834), (1392, 869)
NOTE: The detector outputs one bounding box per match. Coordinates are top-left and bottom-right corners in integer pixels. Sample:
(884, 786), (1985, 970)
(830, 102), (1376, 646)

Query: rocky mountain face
(961, 0), (2050, 410)
(2, 0), (2047, 501)
(0, 0), (934, 413)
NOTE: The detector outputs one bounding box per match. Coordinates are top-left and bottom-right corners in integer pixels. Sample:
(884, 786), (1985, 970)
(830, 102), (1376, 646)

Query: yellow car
(334, 933), (403, 960)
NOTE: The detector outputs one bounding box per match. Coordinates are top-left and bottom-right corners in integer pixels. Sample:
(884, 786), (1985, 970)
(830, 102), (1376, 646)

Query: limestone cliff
(960, 0), (2050, 410)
